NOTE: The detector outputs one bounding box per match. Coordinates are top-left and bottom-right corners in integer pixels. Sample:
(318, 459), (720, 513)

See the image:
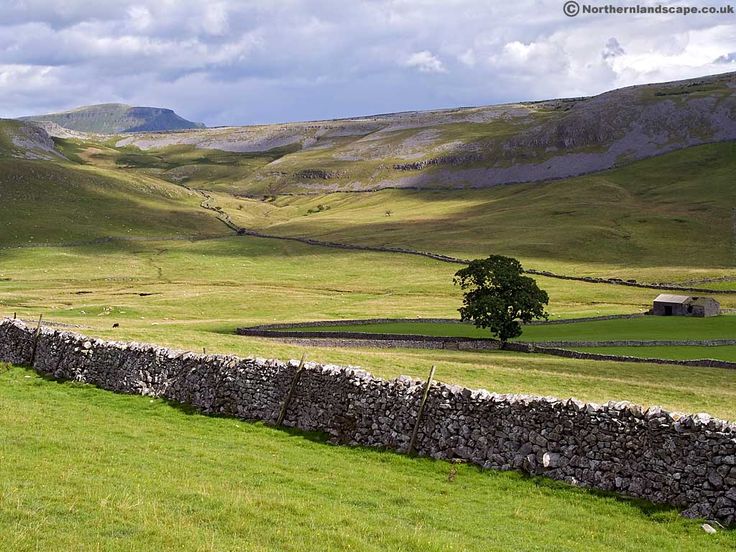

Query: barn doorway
(664, 305), (673, 316)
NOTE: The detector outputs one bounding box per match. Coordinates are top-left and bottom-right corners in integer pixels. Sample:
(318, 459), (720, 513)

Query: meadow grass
(2, 236), (696, 326)
(291, 316), (736, 343)
(0, 159), (224, 246)
(575, 345), (736, 363)
(2, 238), (736, 420)
(1, 364), (735, 551)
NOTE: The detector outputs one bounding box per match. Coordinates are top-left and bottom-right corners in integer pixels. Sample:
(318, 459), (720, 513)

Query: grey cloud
(602, 38), (625, 60)
(715, 52), (736, 64)
(1, 1), (734, 125)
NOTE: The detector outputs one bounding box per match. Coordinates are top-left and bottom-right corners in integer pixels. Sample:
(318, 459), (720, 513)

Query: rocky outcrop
(393, 153), (483, 171)
(294, 168), (346, 179)
(1, 317), (734, 526)
(0, 119), (65, 160)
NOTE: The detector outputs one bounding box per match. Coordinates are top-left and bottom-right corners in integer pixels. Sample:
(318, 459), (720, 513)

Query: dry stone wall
(1, 317), (735, 525)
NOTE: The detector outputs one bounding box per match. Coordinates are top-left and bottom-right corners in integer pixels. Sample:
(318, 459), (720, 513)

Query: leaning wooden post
(29, 314), (43, 366)
(408, 365), (436, 456)
(276, 352), (307, 427)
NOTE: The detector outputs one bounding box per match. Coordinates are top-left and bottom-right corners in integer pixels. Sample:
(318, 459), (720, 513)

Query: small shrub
(306, 204), (331, 215)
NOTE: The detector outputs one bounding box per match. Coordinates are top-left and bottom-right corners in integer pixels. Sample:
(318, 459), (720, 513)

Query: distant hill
(3, 73), (736, 274)
(114, 71), (736, 193)
(21, 103), (205, 134)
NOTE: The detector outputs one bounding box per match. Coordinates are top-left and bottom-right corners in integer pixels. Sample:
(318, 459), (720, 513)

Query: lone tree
(454, 255), (549, 344)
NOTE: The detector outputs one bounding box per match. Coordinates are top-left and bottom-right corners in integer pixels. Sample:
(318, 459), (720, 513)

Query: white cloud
(405, 50), (446, 73)
(458, 48), (476, 67)
(127, 5), (152, 32)
(198, 2), (230, 36)
(0, 64), (55, 88)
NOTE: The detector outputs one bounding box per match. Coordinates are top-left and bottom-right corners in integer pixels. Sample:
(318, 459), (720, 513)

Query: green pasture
(575, 345), (736, 363)
(286, 315), (736, 343)
(3, 121), (736, 547)
(2, 238), (736, 421)
(2, 365), (732, 551)
(0, 158), (224, 246)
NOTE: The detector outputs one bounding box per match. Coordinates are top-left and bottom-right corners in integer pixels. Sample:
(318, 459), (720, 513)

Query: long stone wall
(244, 312), (646, 331)
(237, 328), (736, 369)
(1, 318), (735, 525)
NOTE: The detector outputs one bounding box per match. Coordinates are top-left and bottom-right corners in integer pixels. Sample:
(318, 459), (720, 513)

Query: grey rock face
(1, 317), (734, 526)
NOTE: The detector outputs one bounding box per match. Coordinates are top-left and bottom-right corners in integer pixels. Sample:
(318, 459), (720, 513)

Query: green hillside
(207, 142), (736, 281)
(6, 106), (736, 289)
(22, 103), (204, 134)
(45, 125), (736, 283)
(0, 158), (225, 246)
(4, 99), (736, 545)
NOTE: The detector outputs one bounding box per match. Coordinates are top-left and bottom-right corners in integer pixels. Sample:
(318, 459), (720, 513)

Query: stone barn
(652, 294), (720, 317)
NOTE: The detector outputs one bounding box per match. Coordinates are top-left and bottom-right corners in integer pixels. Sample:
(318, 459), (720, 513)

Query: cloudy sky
(1, 0), (735, 126)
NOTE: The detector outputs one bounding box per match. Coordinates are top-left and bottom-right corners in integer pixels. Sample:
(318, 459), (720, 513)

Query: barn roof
(689, 296), (720, 306)
(653, 294), (691, 304)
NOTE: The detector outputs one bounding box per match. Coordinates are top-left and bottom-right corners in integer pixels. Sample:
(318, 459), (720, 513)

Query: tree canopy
(453, 255), (549, 343)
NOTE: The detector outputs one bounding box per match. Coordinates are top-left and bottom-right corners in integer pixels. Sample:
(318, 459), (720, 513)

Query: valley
(2, 72), (736, 549)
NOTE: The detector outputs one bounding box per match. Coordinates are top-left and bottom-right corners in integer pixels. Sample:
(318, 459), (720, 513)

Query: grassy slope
(51, 128), (736, 283)
(216, 142), (736, 281)
(54, 138), (297, 194)
(0, 159), (226, 246)
(2, 365), (733, 552)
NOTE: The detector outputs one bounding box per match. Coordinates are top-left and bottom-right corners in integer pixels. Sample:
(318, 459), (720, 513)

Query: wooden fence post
(408, 364), (436, 456)
(276, 353), (307, 427)
(29, 314), (43, 366)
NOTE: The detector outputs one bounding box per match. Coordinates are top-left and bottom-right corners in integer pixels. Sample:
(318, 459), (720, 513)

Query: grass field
(2, 236), (700, 325)
(285, 316), (736, 343)
(575, 345), (736, 363)
(1, 364), (734, 551)
(1, 211), (735, 425)
(2, 238), (736, 421)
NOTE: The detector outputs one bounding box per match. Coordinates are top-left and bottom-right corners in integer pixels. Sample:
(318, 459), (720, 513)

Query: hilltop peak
(20, 103), (204, 134)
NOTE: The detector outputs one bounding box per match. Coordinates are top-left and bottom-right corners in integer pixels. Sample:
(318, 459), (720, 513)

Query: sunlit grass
(1, 365), (734, 551)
